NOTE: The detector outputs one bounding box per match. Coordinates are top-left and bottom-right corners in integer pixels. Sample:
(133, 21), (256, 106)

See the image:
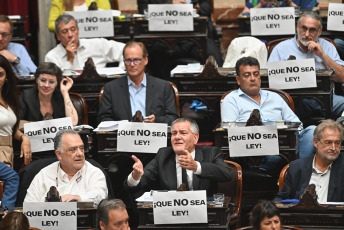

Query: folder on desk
(94, 120), (128, 132)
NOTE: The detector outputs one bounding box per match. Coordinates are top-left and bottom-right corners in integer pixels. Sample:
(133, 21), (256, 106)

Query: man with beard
(268, 12), (344, 119)
(274, 119), (344, 203)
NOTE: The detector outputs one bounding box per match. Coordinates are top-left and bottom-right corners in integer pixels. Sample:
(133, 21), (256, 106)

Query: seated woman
(0, 55), (31, 168)
(48, 0), (111, 32)
(251, 200), (281, 230)
(20, 62), (78, 126)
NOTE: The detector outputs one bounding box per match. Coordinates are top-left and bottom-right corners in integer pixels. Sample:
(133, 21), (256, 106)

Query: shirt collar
(127, 73), (147, 87)
(312, 155), (332, 175)
(58, 162), (85, 181)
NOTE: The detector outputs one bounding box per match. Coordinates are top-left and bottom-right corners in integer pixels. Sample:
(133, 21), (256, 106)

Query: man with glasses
(98, 41), (178, 125)
(274, 119), (344, 203)
(45, 14), (125, 70)
(0, 15), (36, 75)
(268, 12), (344, 119)
(24, 129), (108, 202)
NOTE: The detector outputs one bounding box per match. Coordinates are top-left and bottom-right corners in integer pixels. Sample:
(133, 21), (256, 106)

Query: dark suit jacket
(274, 153), (344, 202)
(20, 88), (66, 121)
(98, 75), (178, 125)
(124, 145), (233, 198)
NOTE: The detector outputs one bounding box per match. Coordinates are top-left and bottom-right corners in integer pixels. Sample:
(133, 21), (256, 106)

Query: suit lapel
(145, 75), (153, 116)
(300, 158), (313, 197)
(167, 150), (177, 189)
(122, 76), (132, 120)
(193, 146), (203, 190)
(328, 156), (340, 201)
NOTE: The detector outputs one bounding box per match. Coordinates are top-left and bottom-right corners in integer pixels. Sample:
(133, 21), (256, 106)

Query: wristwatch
(13, 56), (20, 65)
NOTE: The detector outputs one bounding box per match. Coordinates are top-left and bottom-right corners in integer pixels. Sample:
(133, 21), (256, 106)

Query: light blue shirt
(128, 74), (147, 117)
(268, 37), (344, 69)
(7, 42), (37, 76)
(221, 88), (300, 123)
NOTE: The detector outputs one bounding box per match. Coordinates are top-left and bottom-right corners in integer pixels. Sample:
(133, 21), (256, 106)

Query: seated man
(0, 162), (19, 208)
(96, 198), (130, 230)
(24, 129), (108, 202)
(98, 41), (178, 125)
(268, 12), (344, 119)
(45, 14), (125, 70)
(221, 57), (315, 175)
(275, 119), (344, 203)
(0, 15), (37, 75)
(124, 118), (232, 198)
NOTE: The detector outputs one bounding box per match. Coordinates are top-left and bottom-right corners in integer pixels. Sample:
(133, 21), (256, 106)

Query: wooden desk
(137, 202), (230, 229)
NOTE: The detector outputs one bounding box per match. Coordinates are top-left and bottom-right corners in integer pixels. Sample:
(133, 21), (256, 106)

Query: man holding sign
(221, 57), (315, 176)
(45, 14), (125, 70)
(125, 118), (232, 197)
(268, 12), (344, 118)
(24, 129), (108, 202)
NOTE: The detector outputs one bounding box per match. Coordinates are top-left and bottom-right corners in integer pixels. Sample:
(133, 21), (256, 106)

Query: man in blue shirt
(221, 56), (315, 176)
(0, 162), (19, 208)
(0, 15), (37, 76)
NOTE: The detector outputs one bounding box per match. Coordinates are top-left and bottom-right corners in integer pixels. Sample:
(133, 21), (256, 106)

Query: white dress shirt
(45, 38), (125, 70)
(24, 161), (108, 204)
(309, 157), (332, 203)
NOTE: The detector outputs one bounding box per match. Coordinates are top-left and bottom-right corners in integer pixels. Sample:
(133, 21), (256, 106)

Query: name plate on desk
(23, 202), (77, 229)
(148, 4), (193, 31)
(227, 126), (279, 157)
(66, 10), (114, 38)
(117, 123), (167, 153)
(153, 191), (207, 224)
(24, 117), (73, 153)
(327, 3), (344, 31)
(268, 59), (316, 90)
(250, 7), (295, 35)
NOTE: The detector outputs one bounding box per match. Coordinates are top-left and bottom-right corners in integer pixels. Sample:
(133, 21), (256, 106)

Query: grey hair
(297, 11), (322, 29)
(172, 118), (199, 134)
(313, 119), (343, 140)
(97, 199), (127, 227)
(54, 129), (81, 152)
(55, 14), (78, 33)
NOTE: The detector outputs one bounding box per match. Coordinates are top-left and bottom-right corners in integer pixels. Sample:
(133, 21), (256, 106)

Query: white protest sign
(267, 58), (316, 90)
(327, 3), (344, 31)
(148, 4), (193, 31)
(65, 10), (114, 38)
(228, 126), (279, 157)
(23, 202), (77, 229)
(250, 7), (295, 35)
(24, 117), (73, 153)
(153, 190), (207, 224)
(117, 122), (167, 153)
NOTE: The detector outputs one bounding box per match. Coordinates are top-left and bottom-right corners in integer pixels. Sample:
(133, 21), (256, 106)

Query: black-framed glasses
(124, 58), (143, 65)
(318, 140), (341, 148)
(0, 32), (11, 38)
(299, 25), (318, 34)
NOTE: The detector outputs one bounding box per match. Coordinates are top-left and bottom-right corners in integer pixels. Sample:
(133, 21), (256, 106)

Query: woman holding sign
(0, 55), (31, 168)
(19, 62), (79, 126)
(48, 0), (112, 32)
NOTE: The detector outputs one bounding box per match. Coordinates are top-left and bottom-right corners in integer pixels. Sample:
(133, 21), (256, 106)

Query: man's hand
(178, 149), (198, 172)
(307, 41), (325, 58)
(0, 50), (17, 63)
(60, 76), (74, 95)
(132, 155), (144, 181)
(66, 39), (77, 63)
(144, 114), (155, 123)
(61, 194), (81, 202)
(173, 0), (186, 4)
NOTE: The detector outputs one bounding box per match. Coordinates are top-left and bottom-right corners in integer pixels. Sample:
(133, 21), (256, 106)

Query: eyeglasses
(124, 58), (143, 65)
(318, 140), (341, 148)
(67, 146), (85, 154)
(299, 25), (318, 34)
(38, 78), (57, 86)
(0, 32), (11, 38)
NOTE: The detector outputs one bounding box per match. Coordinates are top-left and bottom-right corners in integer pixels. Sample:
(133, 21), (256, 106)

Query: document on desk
(96, 67), (126, 77)
(94, 120), (128, 132)
(170, 64), (203, 77)
(136, 192), (154, 204)
(320, 202), (344, 206)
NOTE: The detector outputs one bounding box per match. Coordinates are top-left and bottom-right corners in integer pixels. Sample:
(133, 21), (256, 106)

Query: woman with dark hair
(20, 62), (78, 126)
(251, 200), (281, 230)
(0, 55), (31, 168)
(0, 211), (30, 230)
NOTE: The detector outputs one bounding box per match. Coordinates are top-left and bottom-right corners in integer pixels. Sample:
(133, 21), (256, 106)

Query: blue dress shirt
(6, 42), (37, 76)
(128, 74), (147, 117)
(0, 162), (19, 207)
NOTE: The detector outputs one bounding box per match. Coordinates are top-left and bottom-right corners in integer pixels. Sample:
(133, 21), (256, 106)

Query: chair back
(0, 181), (3, 201)
(69, 92), (88, 125)
(218, 160), (242, 217)
(279, 163), (290, 191)
(168, 81), (181, 117)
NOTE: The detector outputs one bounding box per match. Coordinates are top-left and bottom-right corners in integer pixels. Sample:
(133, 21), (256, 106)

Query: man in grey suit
(125, 118), (233, 198)
(98, 41), (178, 125)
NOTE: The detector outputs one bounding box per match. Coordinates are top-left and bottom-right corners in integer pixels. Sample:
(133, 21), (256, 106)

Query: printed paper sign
(267, 58), (316, 90)
(153, 190), (207, 224)
(327, 3), (344, 31)
(24, 117), (73, 153)
(228, 126), (279, 157)
(250, 7), (295, 35)
(65, 10), (114, 38)
(117, 122), (167, 153)
(148, 4), (193, 31)
(24, 202), (77, 229)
